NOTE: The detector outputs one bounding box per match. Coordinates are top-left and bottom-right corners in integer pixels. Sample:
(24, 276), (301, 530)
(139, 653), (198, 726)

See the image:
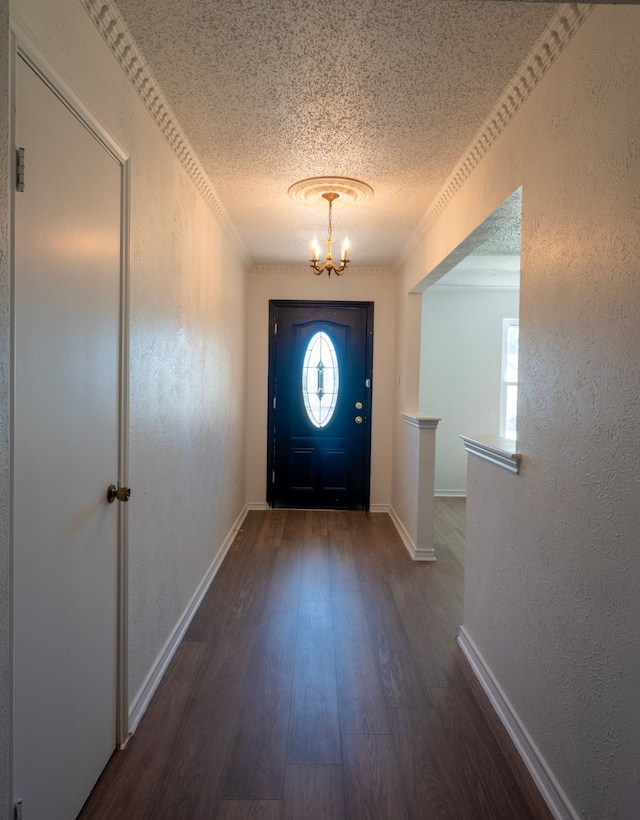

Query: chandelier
(288, 177), (374, 278)
(310, 192), (349, 277)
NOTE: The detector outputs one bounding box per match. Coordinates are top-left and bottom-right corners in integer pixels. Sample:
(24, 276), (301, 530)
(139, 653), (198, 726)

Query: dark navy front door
(268, 301), (373, 509)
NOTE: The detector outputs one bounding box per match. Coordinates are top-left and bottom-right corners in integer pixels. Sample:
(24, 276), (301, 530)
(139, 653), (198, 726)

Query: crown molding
(429, 284), (520, 292)
(396, 2), (593, 269)
(80, 0), (247, 256)
(251, 265), (395, 277)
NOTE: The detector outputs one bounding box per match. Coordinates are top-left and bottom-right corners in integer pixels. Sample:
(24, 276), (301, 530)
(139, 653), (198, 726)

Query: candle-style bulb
(311, 237), (320, 261)
(341, 236), (349, 261)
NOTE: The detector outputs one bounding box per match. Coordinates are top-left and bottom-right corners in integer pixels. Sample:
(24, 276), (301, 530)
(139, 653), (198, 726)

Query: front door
(13, 55), (122, 819)
(268, 301), (373, 509)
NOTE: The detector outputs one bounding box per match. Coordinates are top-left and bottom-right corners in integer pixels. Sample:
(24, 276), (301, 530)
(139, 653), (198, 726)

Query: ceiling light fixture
(288, 177), (374, 278)
(310, 192), (349, 277)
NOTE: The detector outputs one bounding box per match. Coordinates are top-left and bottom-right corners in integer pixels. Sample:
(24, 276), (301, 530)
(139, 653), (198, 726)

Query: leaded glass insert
(302, 331), (339, 428)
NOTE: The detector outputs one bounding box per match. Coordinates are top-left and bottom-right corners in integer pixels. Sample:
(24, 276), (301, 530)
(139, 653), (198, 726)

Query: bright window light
(501, 319), (519, 440)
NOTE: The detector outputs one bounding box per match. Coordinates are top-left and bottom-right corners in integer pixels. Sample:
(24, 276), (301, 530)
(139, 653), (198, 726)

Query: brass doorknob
(107, 484), (131, 504)
(355, 416), (363, 424)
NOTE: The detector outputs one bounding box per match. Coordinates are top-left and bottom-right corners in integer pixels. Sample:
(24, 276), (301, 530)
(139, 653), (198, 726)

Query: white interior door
(13, 55), (122, 819)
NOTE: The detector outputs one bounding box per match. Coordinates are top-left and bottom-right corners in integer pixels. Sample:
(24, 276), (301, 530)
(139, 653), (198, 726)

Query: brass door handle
(107, 484), (131, 503)
(355, 416), (363, 424)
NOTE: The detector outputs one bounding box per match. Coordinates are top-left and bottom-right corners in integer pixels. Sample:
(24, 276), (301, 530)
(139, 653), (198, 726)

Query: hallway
(80, 501), (546, 819)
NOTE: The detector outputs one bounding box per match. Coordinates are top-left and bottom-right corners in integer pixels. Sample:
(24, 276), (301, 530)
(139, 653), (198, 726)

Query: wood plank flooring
(80, 500), (550, 819)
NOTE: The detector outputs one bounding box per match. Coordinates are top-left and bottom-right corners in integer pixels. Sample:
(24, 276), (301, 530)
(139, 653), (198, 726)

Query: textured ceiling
(436, 192), (521, 287)
(435, 251), (521, 288)
(418, 186), (521, 288)
(113, 0), (558, 267)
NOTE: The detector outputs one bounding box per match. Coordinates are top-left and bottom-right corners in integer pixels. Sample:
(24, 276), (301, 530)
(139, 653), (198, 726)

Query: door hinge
(272, 470), (275, 483)
(16, 147), (26, 192)
(15, 799), (23, 820)
(365, 378), (371, 388)
(273, 396), (276, 409)
(274, 322), (278, 335)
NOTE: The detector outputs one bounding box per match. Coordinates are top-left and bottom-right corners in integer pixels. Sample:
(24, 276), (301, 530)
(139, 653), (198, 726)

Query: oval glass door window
(302, 331), (340, 428)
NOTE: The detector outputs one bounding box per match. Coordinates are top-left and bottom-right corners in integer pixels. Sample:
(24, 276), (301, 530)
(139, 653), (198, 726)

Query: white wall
(391, 286), (423, 546)
(420, 287), (519, 495)
(0, 0), (9, 812)
(9, 0), (248, 727)
(246, 267), (395, 509)
(395, 7), (640, 817)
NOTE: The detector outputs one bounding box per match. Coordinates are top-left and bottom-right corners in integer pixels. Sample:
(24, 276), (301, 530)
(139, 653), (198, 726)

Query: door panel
(268, 301), (373, 509)
(13, 57), (121, 819)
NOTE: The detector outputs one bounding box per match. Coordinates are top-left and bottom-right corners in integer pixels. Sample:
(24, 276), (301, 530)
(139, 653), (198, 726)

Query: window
(501, 319), (519, 440)
(302, 331), (339, 428)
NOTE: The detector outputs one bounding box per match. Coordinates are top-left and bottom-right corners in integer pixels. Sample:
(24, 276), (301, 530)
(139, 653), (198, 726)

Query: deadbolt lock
(355, 416), (363, 424)
(355, 401), (363, 410)
(107, 484), (131, 504)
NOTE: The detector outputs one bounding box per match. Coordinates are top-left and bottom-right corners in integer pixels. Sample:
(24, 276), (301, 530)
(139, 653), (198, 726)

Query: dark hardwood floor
(80, 500), (550, 819)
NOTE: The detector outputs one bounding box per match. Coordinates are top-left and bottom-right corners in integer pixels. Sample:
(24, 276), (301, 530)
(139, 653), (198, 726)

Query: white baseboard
(434, 490), (467, 498)
(247, 502), (393, 513)
(457, 627), (579, 820)
(388, 506), (437, 562)
(128, 504), (250, 733)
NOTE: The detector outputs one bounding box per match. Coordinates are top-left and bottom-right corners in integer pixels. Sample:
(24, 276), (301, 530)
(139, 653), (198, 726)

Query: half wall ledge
(400, 413), (440, 431)
(460, 434), (521, 474)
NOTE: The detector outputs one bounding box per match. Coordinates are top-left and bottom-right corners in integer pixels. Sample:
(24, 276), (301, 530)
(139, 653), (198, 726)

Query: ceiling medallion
(288, 176), (374, 206)
(288, 177), (373, 277)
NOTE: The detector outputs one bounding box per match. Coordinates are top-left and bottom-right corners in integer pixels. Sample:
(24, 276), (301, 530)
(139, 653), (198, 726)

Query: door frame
(8, 19), (131, 786)
(267, 300), (374, 509)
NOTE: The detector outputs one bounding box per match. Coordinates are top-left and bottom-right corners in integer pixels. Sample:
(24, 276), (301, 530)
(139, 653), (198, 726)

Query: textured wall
(390, 275), (423, 530)
(420, 287), (520, 494)
(11, 0), (248, 712)
(246, 267), (395, 508)
(0, 0), (10, 813)
(397, 7), (640, 817)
